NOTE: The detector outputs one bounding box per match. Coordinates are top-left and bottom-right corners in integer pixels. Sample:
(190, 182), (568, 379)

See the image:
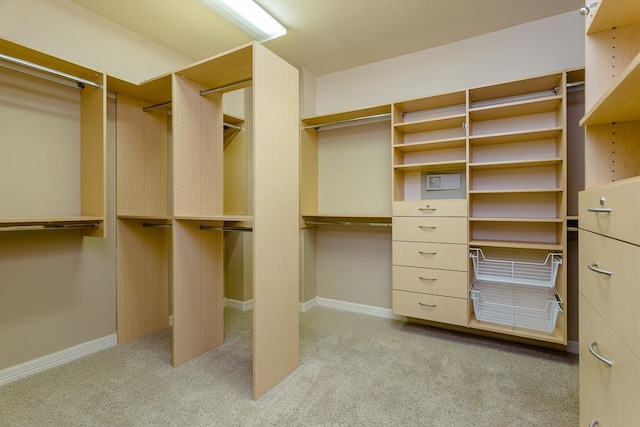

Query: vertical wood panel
(116, 96), (168, 216)
(252, 43), (300, 399)
(80, 75), (106, 237)
(172, 75), (223, 217)
(116, 219), (169, 344)
(172, 220), (224, 366)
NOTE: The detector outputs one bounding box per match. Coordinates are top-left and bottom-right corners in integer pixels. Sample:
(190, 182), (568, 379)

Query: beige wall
(0, 0), (191, 83)
(0, 93), (116, 370)
(314, 11), (585, 115)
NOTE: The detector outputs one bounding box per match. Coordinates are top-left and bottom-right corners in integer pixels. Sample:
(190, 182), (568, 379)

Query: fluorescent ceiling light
(202, 0), (287, 42)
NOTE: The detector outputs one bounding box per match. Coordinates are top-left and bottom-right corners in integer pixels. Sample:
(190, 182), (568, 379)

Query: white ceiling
(69, 0), (583, 76)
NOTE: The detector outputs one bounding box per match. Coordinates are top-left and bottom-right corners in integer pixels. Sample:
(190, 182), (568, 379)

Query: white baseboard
(224, 298), (254, 311)
(567, 340), (579, 355)
(316, 297), (404, 320)
(0, 334), (117, 387)
(223, 297), (320, 313)
(299, 297), (319, 312)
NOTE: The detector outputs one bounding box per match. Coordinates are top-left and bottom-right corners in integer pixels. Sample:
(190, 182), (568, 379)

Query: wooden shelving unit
(112, 42), (299, 400)
(301, 104), (392, 222)
(579, 1), (640, 424)
(386, 71), (570, 345)
(0, 38), (106, 237)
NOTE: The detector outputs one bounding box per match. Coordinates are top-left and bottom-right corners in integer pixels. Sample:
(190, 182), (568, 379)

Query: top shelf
(581, 50), (640, 126)
(586, 0), (640, 34)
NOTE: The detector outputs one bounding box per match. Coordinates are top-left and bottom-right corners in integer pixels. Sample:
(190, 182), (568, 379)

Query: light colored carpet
(0, 307), (578, 426)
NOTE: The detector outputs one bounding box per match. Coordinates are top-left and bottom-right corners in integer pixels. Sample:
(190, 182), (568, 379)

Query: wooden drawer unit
(392, 216), (467, 244)
(579, 176), (640, 246)
(579, 229), (640, 360)
(579, 294), (640, 426)
(393, 265), (467, 298)
(392, 241), (468, 271)
(393, 199), (467, 217)
(393, 290), (467, 326)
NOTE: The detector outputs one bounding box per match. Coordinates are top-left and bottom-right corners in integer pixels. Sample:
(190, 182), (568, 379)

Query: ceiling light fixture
(201, 0), (287, 43)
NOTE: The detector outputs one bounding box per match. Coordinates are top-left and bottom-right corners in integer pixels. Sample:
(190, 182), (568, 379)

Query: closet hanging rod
(199, 225), (253, 232)
(142, 101), (172, 112)
(200, 77), (253, 96)
(0, 222), (100, 232)
(0, 53), (101, 89)
(567, 81), (585, 88)
(303, 113), (391, 130)
(305, 220), (391, 228)
(142, 222), (172, 228)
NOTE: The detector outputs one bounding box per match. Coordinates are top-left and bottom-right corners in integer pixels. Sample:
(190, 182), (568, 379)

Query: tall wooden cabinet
(579, 0), (640, 424)
(112, 42), (299, 400)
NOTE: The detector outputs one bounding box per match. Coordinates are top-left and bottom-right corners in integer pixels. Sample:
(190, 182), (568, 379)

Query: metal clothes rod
(199, 225), (253, 232)
(142, 100), (172, 112)
(303, 113), (391, 130)
(142, 222), (172, 228)
(224, 123), (243, 131)
(200, 78), (253, 96)
(0, 52), (101, 89)
(0, 222), (100, 232)
(305, 221), (391, 228)
(567, 81), (585, 88)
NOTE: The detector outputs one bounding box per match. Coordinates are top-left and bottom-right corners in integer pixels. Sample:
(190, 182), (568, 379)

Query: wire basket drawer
(470, 248), (562, 288)
(470, 280), (563, 333)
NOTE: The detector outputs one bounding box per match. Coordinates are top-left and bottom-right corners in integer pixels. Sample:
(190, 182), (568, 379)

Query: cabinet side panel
(252, 44), (300, 400)
(224, 129), (247, 215)
(115, 96), (168, 216)
(172, 75), (223, 217)
(116, 219), (169, 344)
(80, 76), (106, 237)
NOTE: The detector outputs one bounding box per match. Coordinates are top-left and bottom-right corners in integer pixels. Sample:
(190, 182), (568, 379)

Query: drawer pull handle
(418, 251), (437, 256)
(589, 419), (599, 427)
(588, 341), (613, 366)
(587, 207), (612, 213)
(418, 207), (437, 211)
(418, 276), (437, 281)
(588, 263), (612, 276)
(418, 302), (437, 308)
(418, 226), (437, 230)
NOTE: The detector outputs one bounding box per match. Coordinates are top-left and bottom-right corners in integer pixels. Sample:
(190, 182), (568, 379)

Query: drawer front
(393, 265), (468, 298)
(393, 290), (467, 326)
(393, 241), (468, 271)
(579, 230), (640, 360)
(579, 293), (640, 425)
(392, 216), (467, 244)
(393, 199), (467, 217)
(579, 177), (640, 246)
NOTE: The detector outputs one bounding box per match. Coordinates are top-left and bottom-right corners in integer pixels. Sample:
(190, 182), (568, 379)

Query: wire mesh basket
(470, 280), (563, 333)
(470, 248), (562, 288)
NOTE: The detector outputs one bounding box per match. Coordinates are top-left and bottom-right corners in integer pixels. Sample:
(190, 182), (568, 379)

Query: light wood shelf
(469, 158), (563, 170)
(586, 0), (640, 34)
(469, 240), (563, 251)
(469, 96), (562, 122)
(394, 160), (466, 172)
(469, 188), (562, 194)
(469, 217), (563, 223)
(469, 127), (562, 146)
(468, 318), (566, 345)
(393, 137), (466, 152)
(581, 50), (640, 126)
(394, 114), (466, 134)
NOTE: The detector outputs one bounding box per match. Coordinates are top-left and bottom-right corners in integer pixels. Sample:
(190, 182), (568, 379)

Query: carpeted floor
(0, 307), (578, 426)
